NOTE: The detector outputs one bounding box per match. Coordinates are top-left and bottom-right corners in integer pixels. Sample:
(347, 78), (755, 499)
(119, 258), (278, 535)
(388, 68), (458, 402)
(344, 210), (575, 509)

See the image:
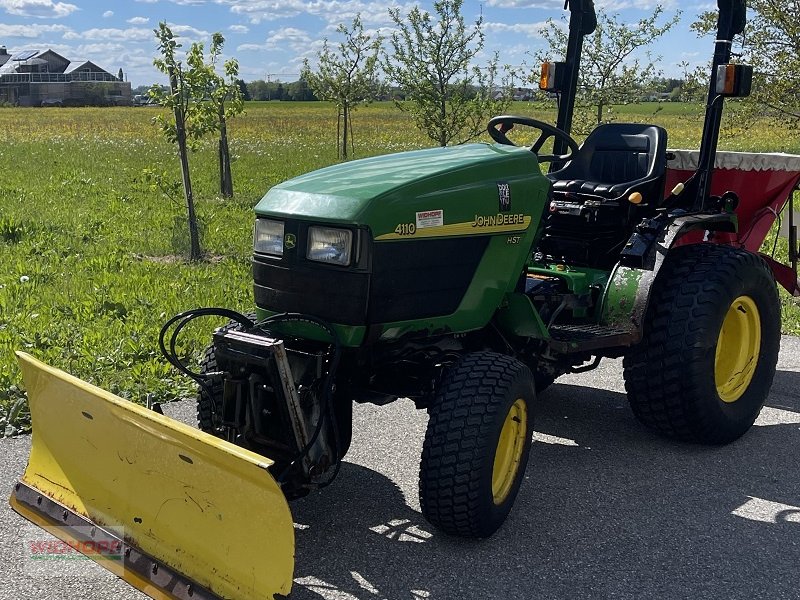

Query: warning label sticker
(415, 209), (444, 229)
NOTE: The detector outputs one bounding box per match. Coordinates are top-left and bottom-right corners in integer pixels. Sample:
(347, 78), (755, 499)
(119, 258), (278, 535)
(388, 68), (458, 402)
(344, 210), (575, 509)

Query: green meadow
(1, 101), (798, 432)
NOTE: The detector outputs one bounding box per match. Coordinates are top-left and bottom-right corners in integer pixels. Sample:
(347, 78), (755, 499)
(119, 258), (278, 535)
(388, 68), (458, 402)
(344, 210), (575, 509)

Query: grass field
(1, 100), (798, 433)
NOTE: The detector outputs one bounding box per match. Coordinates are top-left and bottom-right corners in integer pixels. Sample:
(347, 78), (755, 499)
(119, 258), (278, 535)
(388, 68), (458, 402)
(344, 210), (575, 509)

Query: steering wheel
(488, 115), (579, 163)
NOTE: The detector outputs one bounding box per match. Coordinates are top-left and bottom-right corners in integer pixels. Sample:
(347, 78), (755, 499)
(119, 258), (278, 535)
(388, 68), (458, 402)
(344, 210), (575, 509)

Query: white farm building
(0, 46), (131, 106)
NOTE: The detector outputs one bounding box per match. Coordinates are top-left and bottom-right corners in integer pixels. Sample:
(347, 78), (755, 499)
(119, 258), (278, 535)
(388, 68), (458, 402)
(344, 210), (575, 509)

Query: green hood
(254, 143), (542, 224)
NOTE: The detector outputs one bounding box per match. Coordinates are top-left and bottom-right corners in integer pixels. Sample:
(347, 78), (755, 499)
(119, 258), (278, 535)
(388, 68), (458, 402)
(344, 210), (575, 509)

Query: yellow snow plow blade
(9, 352), (295, 600)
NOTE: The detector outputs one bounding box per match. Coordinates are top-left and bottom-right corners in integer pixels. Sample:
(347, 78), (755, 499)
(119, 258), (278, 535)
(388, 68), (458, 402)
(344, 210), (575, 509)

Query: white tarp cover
(668, 150), (800, 173)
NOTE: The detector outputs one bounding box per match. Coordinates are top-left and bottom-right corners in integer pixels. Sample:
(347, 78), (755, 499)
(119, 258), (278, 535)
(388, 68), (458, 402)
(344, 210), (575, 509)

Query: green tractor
(11, 1), (799, 598)
(187, 0), (785, 533)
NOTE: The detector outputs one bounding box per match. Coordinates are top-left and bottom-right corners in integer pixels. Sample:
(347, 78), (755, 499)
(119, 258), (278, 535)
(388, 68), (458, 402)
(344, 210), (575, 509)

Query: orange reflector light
(628, 191), (643, 205)
(716, 64), (736, 95)
(715, 63), (752, 97)
(540, 62), (555, 91)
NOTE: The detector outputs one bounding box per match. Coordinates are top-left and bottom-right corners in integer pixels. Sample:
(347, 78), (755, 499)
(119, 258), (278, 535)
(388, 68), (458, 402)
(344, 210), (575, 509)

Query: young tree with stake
(384, 0), (512, 147)
(149, 22), (204, 261)
(303, 15), (382, 160)
(191, 33), (244, 198)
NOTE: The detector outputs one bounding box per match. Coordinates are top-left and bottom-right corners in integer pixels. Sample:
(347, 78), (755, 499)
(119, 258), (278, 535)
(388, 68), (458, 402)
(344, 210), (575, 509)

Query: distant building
(0, 46), (131, 106)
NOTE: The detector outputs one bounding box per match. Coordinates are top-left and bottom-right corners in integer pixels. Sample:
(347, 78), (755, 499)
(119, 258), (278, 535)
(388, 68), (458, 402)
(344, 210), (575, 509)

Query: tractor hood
(254, 143), (543, 226)
(251, 142), (553, 345)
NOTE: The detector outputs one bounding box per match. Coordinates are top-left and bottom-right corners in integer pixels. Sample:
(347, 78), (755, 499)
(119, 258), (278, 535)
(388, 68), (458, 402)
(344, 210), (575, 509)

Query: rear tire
(420, 352), (535, 537)
(623, 244), (780, 444)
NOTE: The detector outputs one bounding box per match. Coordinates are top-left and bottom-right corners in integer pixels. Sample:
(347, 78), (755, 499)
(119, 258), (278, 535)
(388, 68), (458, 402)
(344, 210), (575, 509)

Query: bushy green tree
(535, 6), (680, 131)
(693, 0), (800, 128)
(303, 15), (382, 159)
(384, 0), (512, 146)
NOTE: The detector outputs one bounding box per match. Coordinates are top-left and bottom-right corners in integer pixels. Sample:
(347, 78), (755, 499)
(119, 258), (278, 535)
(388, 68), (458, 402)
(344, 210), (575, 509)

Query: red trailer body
(666, 150), (800, 296)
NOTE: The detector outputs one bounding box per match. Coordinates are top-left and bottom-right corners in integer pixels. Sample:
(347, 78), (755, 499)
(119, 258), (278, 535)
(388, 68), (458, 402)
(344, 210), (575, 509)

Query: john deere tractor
(11, 1), (797, 599)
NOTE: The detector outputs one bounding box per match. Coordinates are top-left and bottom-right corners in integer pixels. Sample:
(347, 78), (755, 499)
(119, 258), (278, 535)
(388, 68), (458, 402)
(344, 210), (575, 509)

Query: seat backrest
(549, 123), (667, 199)
(588, 128), (654, 183)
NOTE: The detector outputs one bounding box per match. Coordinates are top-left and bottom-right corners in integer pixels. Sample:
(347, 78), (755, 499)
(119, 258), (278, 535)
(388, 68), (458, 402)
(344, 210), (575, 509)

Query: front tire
(623, 244), (780, 444)
(420, 352), (535, 537)
(197, 316), (252, 437)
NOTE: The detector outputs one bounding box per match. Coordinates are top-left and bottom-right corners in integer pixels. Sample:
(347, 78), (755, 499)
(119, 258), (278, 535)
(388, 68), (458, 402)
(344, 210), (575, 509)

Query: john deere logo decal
(285, 234), (296, 250)
(497, 182), (511, 212)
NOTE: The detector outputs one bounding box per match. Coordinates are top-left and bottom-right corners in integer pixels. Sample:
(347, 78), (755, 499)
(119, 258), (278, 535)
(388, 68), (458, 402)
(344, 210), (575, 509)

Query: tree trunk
(341, 102), (349, 159)
(170, 67), (201, 261)
(439, 94), (447, 147)
(596, 101), (604, 126)
(218, 104), (233, 198)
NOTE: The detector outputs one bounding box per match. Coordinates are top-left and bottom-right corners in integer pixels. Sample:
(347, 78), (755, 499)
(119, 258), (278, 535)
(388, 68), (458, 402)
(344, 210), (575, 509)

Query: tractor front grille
(368, 237), (489, 323)
(253, 258), (369, 325)
(253, 222), (488, 328)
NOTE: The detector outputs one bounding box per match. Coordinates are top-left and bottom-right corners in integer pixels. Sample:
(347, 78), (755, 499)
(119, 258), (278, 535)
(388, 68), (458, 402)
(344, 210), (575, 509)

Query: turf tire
(622, 244), (780, 444)
(420, 352), (535, 537)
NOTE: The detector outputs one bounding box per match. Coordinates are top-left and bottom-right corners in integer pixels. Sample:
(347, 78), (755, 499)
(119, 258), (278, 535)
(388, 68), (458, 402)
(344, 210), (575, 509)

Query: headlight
(254, 219), (284, 256)
(307, 226), (353, 266)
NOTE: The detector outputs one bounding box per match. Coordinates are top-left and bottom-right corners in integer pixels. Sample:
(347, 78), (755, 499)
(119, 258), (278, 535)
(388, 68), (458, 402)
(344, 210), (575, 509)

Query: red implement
(666, 150), (800, 296)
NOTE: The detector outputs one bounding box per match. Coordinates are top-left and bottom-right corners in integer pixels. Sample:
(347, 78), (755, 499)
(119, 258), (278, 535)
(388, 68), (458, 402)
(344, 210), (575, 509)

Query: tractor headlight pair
(254, 219), (352, 266)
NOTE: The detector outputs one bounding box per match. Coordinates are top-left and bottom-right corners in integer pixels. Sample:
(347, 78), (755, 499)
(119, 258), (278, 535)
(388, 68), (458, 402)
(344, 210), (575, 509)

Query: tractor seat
(548, 123), (668, 201)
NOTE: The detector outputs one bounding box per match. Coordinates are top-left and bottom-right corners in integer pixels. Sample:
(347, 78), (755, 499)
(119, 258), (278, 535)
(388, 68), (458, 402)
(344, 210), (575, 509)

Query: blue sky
(0, 0), (714, 87)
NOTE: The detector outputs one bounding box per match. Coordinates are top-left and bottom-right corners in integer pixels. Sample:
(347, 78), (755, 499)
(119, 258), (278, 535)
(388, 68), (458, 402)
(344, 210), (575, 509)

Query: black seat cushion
(548, 123), (667, 200)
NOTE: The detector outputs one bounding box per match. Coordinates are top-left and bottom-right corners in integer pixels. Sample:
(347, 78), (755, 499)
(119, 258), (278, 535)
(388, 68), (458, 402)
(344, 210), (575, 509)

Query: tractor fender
(599, 213), (738, 340)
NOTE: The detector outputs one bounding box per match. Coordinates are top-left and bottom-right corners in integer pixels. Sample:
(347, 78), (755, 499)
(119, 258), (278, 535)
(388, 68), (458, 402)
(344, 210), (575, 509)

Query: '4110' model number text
(395, 223), (417, 236)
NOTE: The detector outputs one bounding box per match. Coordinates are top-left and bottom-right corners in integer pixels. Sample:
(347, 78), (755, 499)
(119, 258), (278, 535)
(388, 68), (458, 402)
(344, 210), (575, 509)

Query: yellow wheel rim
(715, 295), (761, 403)
(492, 398), (527, 505)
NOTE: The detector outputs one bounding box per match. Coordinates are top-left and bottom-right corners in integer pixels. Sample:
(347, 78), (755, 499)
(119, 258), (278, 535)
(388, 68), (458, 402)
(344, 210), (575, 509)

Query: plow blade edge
(9, 352), (295, 600)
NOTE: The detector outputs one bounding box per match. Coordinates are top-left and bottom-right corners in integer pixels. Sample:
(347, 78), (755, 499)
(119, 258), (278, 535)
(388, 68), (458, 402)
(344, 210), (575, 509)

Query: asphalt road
(2, 337), (799, 600)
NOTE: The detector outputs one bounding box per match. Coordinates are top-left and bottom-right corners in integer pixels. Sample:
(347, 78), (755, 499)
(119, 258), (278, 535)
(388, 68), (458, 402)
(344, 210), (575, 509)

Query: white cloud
(0, 0), (78, 18)
(168, 24), (211, 39)
(127, 16), (149, 25)
(229, 24), (249, 34)
(0, 22), (69, 38)
(63, 27), (153, 42)
(102, 9), (113, 18)
(484, 21), (550, 37)
(227, 0), (412, 27)
(261, 27), (312, 52)
(597, 0), (677, 9)
(488, 0), (675, 9)
(62, 23), (208, 44)
(486, 0), (561, 7)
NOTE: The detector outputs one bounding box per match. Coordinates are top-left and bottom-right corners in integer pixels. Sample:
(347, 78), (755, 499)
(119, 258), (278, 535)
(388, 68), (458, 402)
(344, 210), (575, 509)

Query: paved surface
(2, 337), (799, 600)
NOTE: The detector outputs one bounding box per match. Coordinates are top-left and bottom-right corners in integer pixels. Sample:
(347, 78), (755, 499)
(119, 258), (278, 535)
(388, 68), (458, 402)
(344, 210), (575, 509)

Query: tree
(692, 0), (800, 128)
(236, 78), (251, 101)
(535, 6), (680, 130)
(149, 22), (205, 260)
(247, 79), (268, 100)
(287, 78), (316, 101)
(384, 0), (512, 147)
(303, 15), (382, 159)
(191, 33), (245, 198)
